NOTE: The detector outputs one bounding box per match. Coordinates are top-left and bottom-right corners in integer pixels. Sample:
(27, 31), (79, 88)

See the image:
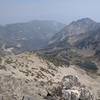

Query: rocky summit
(0, 53), (100, 100)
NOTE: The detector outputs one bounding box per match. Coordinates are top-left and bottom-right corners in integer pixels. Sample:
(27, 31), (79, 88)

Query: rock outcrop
(46, 75), (95, 100)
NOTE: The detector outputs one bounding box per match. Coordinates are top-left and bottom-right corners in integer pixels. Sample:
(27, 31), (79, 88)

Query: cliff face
(0, 53), (100, 100)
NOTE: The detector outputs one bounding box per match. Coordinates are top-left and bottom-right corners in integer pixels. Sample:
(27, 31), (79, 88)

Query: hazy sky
(0, 0), (100, 25)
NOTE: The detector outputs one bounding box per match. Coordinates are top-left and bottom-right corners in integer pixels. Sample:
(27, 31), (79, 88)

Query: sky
(0, 0), (100, 25)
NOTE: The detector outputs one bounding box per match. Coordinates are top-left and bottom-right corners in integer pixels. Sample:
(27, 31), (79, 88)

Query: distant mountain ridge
(0, 20), (65, 54)
(40, 18), (100, 71)
(48, 18), (100, 46)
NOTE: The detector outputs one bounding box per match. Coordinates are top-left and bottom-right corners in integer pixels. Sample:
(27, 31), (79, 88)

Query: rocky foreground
(0, 53), (100, 100)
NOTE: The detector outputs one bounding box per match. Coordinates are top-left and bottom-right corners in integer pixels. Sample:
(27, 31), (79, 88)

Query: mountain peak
(70, 18), (96, 26)
(49, 18), (99, 46)
(77, 17), (95, 23)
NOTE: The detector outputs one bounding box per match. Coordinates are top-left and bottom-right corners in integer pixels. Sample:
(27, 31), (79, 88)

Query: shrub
(5, 58), (13, 64)
(0, 57), (2, 64)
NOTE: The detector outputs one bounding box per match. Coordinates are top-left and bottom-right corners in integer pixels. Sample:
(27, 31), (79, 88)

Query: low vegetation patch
(5, 58), (13, 64)
(77, 60), (98, 71)
(0, 65), (7, 71)
(41, 54), (69, 66)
